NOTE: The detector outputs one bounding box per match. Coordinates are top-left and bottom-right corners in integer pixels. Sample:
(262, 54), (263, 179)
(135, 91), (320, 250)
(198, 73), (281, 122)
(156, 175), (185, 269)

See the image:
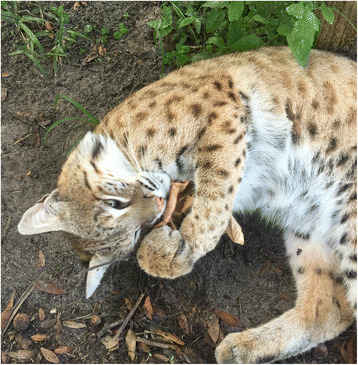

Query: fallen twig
(98, 293), (144, 339)
(136, 337), (178, 350)
(3, 282), (36, 335)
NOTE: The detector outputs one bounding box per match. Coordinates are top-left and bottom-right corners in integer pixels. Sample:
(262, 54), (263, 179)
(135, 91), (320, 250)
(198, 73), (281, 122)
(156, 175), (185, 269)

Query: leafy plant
(2, 2), (89, 75)
(45, 95), (99, 141)
(148, 1), (340, 69)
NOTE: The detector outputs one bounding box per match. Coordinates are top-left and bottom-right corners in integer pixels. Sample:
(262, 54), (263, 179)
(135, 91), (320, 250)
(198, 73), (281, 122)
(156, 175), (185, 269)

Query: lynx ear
(86, 254), (112, 298)
(18, 190), (65, 235)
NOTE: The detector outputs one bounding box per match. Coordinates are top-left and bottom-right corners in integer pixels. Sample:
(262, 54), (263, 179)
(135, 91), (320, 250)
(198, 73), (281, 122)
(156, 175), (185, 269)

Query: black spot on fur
(83, 171), (91, 191)
(294, 232), (310, 240)
(337, 183), (352, 196)
(228, 185), (234, 194)
(228, 92), (237, 102)
(90, 160), (100, 174)
(346, 270), (357, 279)
(291, 130), (299, 144)
(315, 268), (322, 275)
(297, 266), (305, 274)
(92, 140), (103, 160)
(191, 104), (202, 117)
(312, 151), (321, 163)
(257, 355), (276, 364)
(213, 81), (222, 90)
(340, 213), (350, 224)
(350, 254), (357, 262)
(285, 101), (295, 121)
(340, 233), (348, 244)
(234, 134), (244, 144)
(234, 158), (241, 167)
(307, 122), (317, 138)
(213, 101), (227, 107)
(208, 112), (217, 124)
(206, 144), (223, 152)
(332, 297), (341, 309)
(168, 127), (177, 137)
(154, 158), (163, 170)
(217, 169), (230, 178)
(239, 91), (249, 102)
(176, 145), (189, 172)
(197, 127), (207, 140)
(326, 137), (337, 153)
(296, 248), (302, 256)
(225, 204), (229, 211)
(336, 153), (349, 167)
(228, 79), (234, 89)
(349, 192), (357, 201)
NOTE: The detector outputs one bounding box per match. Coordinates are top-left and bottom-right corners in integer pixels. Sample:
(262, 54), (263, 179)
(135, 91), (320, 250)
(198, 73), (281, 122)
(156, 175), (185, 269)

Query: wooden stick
(136, 337), (178, 350)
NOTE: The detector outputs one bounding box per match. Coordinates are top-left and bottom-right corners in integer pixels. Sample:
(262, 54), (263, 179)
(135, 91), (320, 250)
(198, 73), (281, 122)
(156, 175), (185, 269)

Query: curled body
(19, 47), (356, 363)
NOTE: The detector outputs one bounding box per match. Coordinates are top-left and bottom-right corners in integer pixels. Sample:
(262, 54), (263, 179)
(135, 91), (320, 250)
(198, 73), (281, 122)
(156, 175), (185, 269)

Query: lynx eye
(104, 199), (130, 210)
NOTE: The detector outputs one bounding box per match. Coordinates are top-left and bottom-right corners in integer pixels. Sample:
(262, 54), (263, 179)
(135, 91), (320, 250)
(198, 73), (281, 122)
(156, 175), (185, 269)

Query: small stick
(3, 282), (36, 335)
(98, 293), (144, 339)
(136, 337), (178, 350)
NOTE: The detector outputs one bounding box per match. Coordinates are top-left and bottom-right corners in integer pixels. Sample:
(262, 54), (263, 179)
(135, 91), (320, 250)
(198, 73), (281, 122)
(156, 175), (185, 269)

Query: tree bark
(315, 1), (357, 60)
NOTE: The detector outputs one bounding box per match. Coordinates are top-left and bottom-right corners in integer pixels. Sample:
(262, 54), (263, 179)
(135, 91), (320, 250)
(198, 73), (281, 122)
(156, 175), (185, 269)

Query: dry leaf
(15, 334), (32, 350)
(1, 310), (11, 330)
(143, 296), (153, 320)
(153, 329), (184, 346)
(40, 347), (60, 364)
(215, 310), (240, 327)
(73, 1), (81, 10)
(39, 308), (46, 321)
(90, 315), (101, 326)
(207, 315), (220, 344)
(13, 313), (30, 331)
(177, 313), (190, 335)
(5, 290), (16, 312)
(55, 313), (63, 344)
(31, 333), (48, 342)
(63, 320), (86, 329)
(153, 353), (169, 362)
(40, 319), (57, 329)
(1, 352), (8, 363)
(98, 45), (106, 56)
(125, 329), (137, 361)
(38, 250), (46, 268)
(340, 337), (356, 364)
(35, 281), (64, 295)
(124, 298), (132, 311)
(2, 87), (8, 102)
(45, 21), (53, 31)
(7, 350), (33, 361)
(54, 346), (72, 354)
(137, 342), (150, 353)
(101, 335), (119, 351)
(226, 217), (244, 245)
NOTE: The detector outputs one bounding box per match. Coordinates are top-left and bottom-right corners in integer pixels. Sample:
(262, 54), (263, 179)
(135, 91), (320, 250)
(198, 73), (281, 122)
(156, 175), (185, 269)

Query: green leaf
(20, 16), (46, 24)
(202, 2), (229, 9)
(113, 23), (128, 39)
(205, 8), (226, 33)
(230, 34), (264, 52)
(67, 30), (90, 41)
(227, 2), (244, 22)
(193, 18), (201, 34)
(207, 36), (226, 49)
(320, 3), (334, 24)
(84, 24), (93, 33)
(161, 5), (173, 28)
(227, 21), (243, 46)
(101, 26), (110, 35)
(251, 14), (268, 25)
(178, 16), (195, 29)
(55, 94), (99, 125)
(277, 19), (293, 36)
(286, 3), (305, 19)
(287, 18), (315, 67)
(19, 22), (44, 53)
(147, 19), (160, 30)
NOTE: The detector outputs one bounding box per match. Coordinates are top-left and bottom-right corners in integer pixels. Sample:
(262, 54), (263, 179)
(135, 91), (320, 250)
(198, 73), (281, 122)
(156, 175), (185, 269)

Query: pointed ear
(86, 254), (112, 299)
(18, 190), (65, 235)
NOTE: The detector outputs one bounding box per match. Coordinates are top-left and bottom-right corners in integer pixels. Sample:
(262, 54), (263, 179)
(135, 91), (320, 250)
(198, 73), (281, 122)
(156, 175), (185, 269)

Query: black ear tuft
(92, 139), (104, 160)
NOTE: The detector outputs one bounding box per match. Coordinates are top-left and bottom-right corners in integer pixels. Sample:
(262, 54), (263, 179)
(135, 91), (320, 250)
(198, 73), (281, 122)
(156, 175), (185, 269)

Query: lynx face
(18, 133), (164, 245)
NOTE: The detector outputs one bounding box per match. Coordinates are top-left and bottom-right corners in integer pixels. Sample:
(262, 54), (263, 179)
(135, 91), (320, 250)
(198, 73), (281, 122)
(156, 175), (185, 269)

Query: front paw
(137, 225), (194, 279)
(216, 332), (276, 364)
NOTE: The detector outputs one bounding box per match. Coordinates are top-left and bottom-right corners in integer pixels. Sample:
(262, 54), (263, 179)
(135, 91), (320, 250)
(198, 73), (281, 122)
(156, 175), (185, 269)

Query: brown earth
(1, 2), (356, 364)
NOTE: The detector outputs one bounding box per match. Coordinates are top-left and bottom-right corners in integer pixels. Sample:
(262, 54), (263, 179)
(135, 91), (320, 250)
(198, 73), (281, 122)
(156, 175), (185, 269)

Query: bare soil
(1, 2), (356, 364)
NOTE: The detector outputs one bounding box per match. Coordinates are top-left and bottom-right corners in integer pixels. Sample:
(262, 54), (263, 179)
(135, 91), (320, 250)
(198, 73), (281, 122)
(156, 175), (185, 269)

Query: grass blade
(19, 21), (44, 53)
(55, 95), (99, 125)
(44, 116), (90, 141)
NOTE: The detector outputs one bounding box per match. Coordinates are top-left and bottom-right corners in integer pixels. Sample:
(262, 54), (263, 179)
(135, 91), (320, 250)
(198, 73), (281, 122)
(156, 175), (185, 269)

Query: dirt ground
(1, 2), (356, 364)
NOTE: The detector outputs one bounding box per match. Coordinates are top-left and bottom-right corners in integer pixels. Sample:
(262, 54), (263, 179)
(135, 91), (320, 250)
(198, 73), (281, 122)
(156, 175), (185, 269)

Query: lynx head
(18, 132), (169, 246)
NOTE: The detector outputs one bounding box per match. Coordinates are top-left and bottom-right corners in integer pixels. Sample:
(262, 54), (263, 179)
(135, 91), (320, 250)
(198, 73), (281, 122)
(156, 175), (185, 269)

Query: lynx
(18, 47), (356, 363)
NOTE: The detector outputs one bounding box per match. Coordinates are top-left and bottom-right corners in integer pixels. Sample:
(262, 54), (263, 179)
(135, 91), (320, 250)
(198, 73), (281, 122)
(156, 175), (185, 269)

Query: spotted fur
(18, 47), (356, 363)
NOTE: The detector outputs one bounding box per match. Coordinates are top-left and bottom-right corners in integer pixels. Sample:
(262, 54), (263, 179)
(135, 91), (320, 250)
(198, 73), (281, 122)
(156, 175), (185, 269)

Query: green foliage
(2, 2), (90, 75)
(148, 1), (339, 69)
(45, 94), (99, 141)
(2, 2), (130, 75)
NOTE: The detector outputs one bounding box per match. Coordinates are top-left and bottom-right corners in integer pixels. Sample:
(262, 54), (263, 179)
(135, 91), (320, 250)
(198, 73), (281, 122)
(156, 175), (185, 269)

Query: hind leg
(216, 233), (354, 363)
